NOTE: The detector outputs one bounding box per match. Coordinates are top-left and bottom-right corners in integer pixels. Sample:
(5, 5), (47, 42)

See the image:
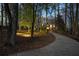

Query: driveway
(11, 32), (79, 56)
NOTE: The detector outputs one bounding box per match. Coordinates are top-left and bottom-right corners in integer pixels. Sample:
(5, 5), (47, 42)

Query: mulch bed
(0, 33), (55, 56)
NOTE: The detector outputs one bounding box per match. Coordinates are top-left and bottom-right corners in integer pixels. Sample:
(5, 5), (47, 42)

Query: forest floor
(0, 30), (55, 56)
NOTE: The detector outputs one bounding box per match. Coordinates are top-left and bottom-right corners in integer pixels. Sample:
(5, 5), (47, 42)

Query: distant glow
(50, 25), (52, 28)
(53, 24), (55, 28)
(23, 34), (31, 37)
(46, 27), (49, 29)
(16, 33), (22, 35)
(42, 24), (43, 26)
(16, 33), (31, 37)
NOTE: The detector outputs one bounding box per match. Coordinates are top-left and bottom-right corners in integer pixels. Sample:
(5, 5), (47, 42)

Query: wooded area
(0, 3), (79, 48)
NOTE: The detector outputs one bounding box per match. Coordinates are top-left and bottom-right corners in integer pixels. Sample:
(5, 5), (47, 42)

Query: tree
(57, 3), (60, 17)
(76, 4), (79, 35)
(36, 4), (41, 31)
(9, 4), (18, 46)
(4, 3), (18, 46)
(4, 3), (12, 45)
(56, 4), (65, 32)
(0, 3), (3, 42)
(56, 15), (65, 32)
(72, 4), (75, 35)
(1, 4), (3, 27)
(45, 3), (48, 25)
(21, 3), (33, 21)
(31, 4), (36, 40)
(74, 3), (79, 35)
(36, 3), (44, 32)
(69, 3), (73, 34)
(65, 3), (67, 32)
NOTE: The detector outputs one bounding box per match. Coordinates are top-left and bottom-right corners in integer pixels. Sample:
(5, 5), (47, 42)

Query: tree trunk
(54, 4), (57, 31)
(71, 4), (77, 35)
(4, 3), (12, 43)
(9, 4), (18, 46)
(31, 4), (36, 40)
(65, 3), (67, 32)
(4, 3), (18, 46)
(58, 3), (59, 16)
(74, 3), (79, 35)
(0, 3), (3, 43)
(1, 4), (3, 27)
(70, 4), (73, 34)
(4, 4), (12, 45)
(72, 4), (76, 35)
(5, 10), (8, 27)
(45, 4), (48, 25)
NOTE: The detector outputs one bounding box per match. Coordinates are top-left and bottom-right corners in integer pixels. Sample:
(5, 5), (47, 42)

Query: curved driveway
(11, 32), (79, 56)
